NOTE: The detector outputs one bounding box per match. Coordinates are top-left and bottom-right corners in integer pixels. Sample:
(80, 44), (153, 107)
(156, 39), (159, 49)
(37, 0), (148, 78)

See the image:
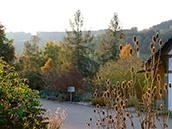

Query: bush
(82, 98), (92, 102)
(0, 59), (48, 128)
(20, 68), (45, 91)
(91, 97), (105, 106)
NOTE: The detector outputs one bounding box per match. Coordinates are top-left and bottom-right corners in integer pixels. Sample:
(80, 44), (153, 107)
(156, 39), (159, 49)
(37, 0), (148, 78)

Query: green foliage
(20, 69), (45, 91)
(42, 40), (61, 62)
(97, 13), (126, 65)
(0, 58), (48, 128)
(0, 23), (16, 63)
(95, 44), (144, 98)
(61, 10), (97, 78)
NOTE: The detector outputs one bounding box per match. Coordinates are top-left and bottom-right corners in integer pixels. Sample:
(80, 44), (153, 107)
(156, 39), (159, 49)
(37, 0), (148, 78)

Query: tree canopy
(0, 23), (15, 63)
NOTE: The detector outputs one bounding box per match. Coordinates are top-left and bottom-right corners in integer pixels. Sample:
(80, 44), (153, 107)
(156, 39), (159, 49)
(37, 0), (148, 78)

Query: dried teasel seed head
(144, 62), (147, 71)
(119, 44), (123, 50)
(150, 43), (153, 50)
(117, 86), (120, 91)
(102, 110), (105, 115)
(93, 92), (97, 98)
(135, 40), (139, 46)
(159, 88), (163, 96)
(108, 114), (112, 119)
(157, 74), (161, 82)
(130, 66), (134, 73)
(96, 104), (100, 109)
(93, 108), (96, 113)
(126, 112), (129, 117)
(128, 81), (131, 88)
(169, 83), (171, 88)
(159, 39), (162, 46)
(153, 86), (157, 94)
(160, 104), (163, 110)
(120, 100), (123, 106)
(98, 75), (101, 80)
(102, 117), (105, 122)
(121, 104), (125, 109)
(90, 117), (93, 122)
(106, 79), (110, 85)
(137, 112), (140, 117)
(116, 96), (119, 102)
(152, 47), (155, 53)
(107, 91), (110, 98)
(117, 91), (120, 96)
(93, 92), (97, 97)
(156, 32), (159, 39)
(164, 83), (168, 91)
(122, 82), (125, 89)
(112, 84), (115, 89)
(123, 117), (126, 121)
(129, 48), (133, 56)
(131, 121), (134, 127)
(148, 88), (151, 94)
(136, 47), (139, 52)
(114, 105), (118, 111)
(133, 35), (136, 42)
(152, 36), (156, 43)
(145, 72), (149, 79)
(116, 81), (120, 87)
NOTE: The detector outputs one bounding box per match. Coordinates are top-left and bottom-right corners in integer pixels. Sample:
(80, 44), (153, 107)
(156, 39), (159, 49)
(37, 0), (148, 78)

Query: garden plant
(86, 33), (171, 129)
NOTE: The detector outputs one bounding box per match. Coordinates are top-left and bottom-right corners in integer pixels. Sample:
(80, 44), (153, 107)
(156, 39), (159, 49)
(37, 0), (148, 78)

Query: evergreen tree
(0, 23), (15, 63)
(62, 10), (96, 77)
(97, 13), (126, 65)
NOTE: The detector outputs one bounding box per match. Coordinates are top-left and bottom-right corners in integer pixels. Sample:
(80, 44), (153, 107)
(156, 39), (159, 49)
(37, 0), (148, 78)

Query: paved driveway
(39, 98), (172, 129)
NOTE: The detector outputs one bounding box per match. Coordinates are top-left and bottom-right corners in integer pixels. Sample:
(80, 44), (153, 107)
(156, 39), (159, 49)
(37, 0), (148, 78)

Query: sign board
(67, 86), (75, 92)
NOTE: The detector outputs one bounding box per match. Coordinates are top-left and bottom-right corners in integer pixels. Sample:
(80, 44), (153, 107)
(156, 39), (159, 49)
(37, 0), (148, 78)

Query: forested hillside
(7, 19), (172, 60)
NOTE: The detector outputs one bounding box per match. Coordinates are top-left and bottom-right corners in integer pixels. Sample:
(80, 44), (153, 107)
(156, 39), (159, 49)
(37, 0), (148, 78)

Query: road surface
(39, 98), (172, 129)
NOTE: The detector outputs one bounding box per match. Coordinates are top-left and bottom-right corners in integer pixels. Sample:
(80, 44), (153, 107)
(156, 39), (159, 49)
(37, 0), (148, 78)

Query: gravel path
(39, 98), (172, 129)
(39, 98), (93, 129)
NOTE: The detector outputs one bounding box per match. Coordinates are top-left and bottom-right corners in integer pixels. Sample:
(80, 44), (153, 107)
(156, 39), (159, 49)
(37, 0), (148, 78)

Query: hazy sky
(0, 0), (171, 35)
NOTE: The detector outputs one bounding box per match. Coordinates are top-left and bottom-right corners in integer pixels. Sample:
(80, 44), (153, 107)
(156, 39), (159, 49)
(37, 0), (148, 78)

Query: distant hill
(6, 19), (172, 59)
(150, 20), (172, 30)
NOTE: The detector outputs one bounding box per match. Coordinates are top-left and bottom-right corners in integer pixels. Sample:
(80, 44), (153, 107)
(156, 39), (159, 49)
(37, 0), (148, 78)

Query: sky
(0, 0), (172, 35)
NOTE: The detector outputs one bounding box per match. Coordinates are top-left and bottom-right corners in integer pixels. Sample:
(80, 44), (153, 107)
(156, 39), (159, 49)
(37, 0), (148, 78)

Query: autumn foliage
(55, 69), (86, 94)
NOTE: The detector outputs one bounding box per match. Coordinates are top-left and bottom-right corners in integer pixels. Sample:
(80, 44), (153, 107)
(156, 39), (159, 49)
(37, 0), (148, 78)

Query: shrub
(20, 68), (45, 91)
(91, 97), (105, 106)
(0, 58), (48, 128)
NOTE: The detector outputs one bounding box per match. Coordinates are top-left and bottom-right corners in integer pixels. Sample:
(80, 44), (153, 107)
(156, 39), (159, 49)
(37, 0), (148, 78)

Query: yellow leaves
(41, 58), (54, 73)
(119, 43), (135, 60)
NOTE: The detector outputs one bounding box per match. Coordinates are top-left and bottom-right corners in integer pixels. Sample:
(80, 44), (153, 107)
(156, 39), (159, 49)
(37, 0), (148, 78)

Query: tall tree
(21, 35), (40, 57)
(0, 23), (15, 63)
(97, 13), (126, 65)
(62, 10), (96, 77)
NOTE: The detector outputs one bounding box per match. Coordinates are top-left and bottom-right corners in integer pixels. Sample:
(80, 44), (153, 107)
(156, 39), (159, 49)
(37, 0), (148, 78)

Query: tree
(0, 23), (15, 63)
(62, 10), (96, 77)
(41, 58), (59, 95)
(21, 35), (40, 57)
(97, 13), (126, 65)
(42, 40), (61, 63)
